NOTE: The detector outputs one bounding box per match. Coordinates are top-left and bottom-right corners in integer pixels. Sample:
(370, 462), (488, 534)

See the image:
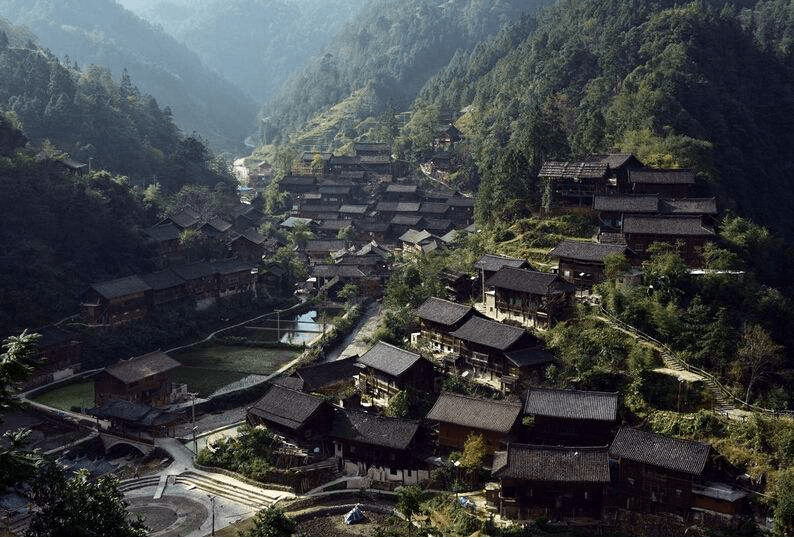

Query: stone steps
(174, 470), (279, 509)
(119, 475), (161, 492)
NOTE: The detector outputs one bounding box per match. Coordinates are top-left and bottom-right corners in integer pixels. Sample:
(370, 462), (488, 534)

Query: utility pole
(190, 392), (198, 454)
(208, 494), (216, 536)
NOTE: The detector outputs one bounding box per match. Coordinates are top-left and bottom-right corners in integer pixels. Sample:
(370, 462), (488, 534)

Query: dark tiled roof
(171, 261), (216, 280)
(87, 399), (180, 426)
(280, 216), (315, 228)
(399, 229), (433, 244)
(386, 184), (418, 194)
(358, 341), (422, 378)
(301, 204), (341, 213)
(354, 142), (390, 154)
(280, 175), (316, 186)
(143, 223), (181, 242)
(205, 217), (232, 233)
(318, 219), (354, 231)
(164, 208), (199, 229)
(356, 242), (389, 258)
(622, 216), (715, 236)
(549, 240), (630, 263)
(503, 348), (555, 368)
(609, 427), (709, 475)
(539, 161), (608, 179)
(598, 232), (627, 245)
(319, 186), (351, 195)
(661, 198), (718, 215)
(419, 202), (450, 215)
(339, 205), (369, 214)
(35, 325), (79, 348)
(473, 254), (529, 273)
(295, 356), (358, 392)
(104, 351), (181, 384)
(139, 269), (185, 291)
(376, 202), (421, 213)
(272, 376), (305, 391)
(486, 267), (575, 295)
(213, 259), (254, 275)
(248, 384), (326, 431)
(232, 228), (266, 245)
(446, 196), (474, 207)
(494, 444), (610, 483)
(91, 275), (151, 299)
(306, 240), (347, 252)
(592, 195), (660, 213)
(391, 215), (424, 226)
(524, 387), (618, 421)
(311, 265), (366, 278)
(331, 408), (419, 450)
(450, 316), (528, 351)
(425, 392), (521, 433)
(588, 153), (641, 169)
(629, 168), (695, 185)
(424, 219), (453, 233)
(416, 297), (477, 326)
(360, 155), (390, 165)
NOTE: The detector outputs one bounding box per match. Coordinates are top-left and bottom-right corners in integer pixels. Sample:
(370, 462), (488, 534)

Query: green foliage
(384, 389), (411, 419)
(247, 505), (297, 537)
(27, 464), (147, 537)
(773, 468), (794, 535)
(395, 485), (424, 524)
(196, 424), (281, 481)
(603, 252), (630, 280)
(459, 433), (486, 470)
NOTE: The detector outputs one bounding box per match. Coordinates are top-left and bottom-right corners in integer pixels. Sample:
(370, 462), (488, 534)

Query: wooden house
(23, 326), (82, 389)
(94, 351), (181, 407)
(447, 316), (554, 393)
(81, 275), (151, 325)
(389, 215), (427, 238)
(473, 254), (532, 305)
(539, 154), (643, 207)
(329, 155), (362, 174)
(229, 228), (267, 261)
(88, 399), (184, 440)
(275, 356), (359, 396)
(415, 297), (481, 354)
(278, 175), (317, 194)
(625, 168), (695, 198)
(609, 427), (710, 517)
(592, 195), (661, 230)
(399, 228), (441, 255)
(305, 240), (347, 263)
(171, 261), (219, 304)
(355, 341), (435, 406)
(376, 201), (421, 221)
(159, 207), (199, 230)
(523, 386), (618, 445)
(354, 142), (390, 157)
(485, 267), (576, 328)
(621, 215), (715, 266)
(446, 196), (475, 225)
(425, 392), (522, 454)
(246, 384), (334, 446)
(419, 202), (451, 220)
(330, 408), (430, 486)
(197, 217), (232, 241)
(384, 183), (419, 202)
(316, 219), (356, 240)
(492, 444), (611, 521)
(142, 223), (182, 259)
(213, 259), (255, 298)
(139, 269), (188, 308)
(339, 204), (370, 220)
(549, 240), (637, 290)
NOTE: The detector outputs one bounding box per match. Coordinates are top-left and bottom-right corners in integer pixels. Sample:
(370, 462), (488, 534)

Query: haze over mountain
(257, 0), (552, 145)
(0, 0), (258, 152)
(122, 0), (368, 104)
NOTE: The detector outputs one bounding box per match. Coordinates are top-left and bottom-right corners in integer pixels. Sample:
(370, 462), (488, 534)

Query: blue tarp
(344, 503), (364, 525)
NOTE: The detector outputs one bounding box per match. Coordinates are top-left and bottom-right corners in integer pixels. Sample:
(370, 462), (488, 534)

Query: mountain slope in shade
(0, 0), (257, 152)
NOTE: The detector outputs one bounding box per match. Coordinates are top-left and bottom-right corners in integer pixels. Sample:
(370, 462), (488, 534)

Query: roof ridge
(527, 386), (618, 397)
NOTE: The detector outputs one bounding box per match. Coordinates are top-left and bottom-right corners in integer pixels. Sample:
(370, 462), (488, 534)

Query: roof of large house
(399, 229), (434, 245)
(376, 202), (421, 213)
(629, 168), (695, 184)
(357, 341), (423, 378)
(306, 240), (347, 252)
(213, 259), (254, 275)
(280, 175), (316, 186)
(446, 196), (475, 207)
(164, 208), (199, 228)
(247, 384), (327, 431)
(420, 202), (450, 215)
(231, 228), (266, 245)
(416, 297), (478, 327)
(104, 351), (181, 384)
(318, 186), (351, 195)
(587, 153), (642, 169)
(592, 195), (660, 213)
(549, 240), (631, 263)
(539, 161), (609, 179)
(143, 223), (182, 242)
(610, 427), (710, 475)
(622, 216), (715, 236)
(330, 408), (419, 451)
(311, 265), (366, 279)
(473, 254), (529, 273)
(661, 198), (718, 215)
(171, 261), (216, 280)
(486, 267), (575, 295)
(424, 219), (453, 233)
(386, 183), (418, 194)
(91, 275), (151, 299)
(449, 316), (529, 351)
(339, 205), (369, 214)
(87, 399), (181, 426)
(425, 392), (522, 433)
(280, 216), (315, 228)
(524, 387), (618, 421)
(493, 444), (610, 483)
(391, 215), (425, 226)
(294, 356), (359, 392)
(139, 269), (185, 291)
(503, 348), (556, 368)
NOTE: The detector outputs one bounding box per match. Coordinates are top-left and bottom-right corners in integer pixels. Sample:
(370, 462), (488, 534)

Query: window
(407, 469), (412, 477)
(390, 468), (397, 475)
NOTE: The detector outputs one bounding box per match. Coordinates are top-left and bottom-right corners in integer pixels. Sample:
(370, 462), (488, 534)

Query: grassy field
(32, 380), (94, 411)
(173, 345), (298, 375)
(171, 367), (248, 398)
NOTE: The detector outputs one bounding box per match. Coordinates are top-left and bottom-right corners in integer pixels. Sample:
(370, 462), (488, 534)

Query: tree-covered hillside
(257, 0), (551, 145)
(415, 0), (794, 240)
(0, 0), (257, 152)
(0, 19), (233, 191)
(131, 0), (367, 104)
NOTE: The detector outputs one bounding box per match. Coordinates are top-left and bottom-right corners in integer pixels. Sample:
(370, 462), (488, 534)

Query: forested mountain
(415, 0), (794, 240)
(0, 117), (157, 333)
(0, 18), (233, 190)
(126, 0), (368, 104)
(257, 0), (551, 145)
(0, 0), (257, 152)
